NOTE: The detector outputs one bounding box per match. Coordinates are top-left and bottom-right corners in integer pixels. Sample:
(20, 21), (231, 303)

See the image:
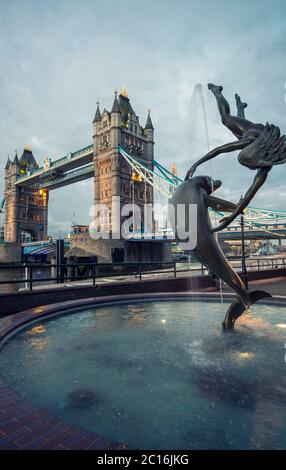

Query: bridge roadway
(15, 144), (94, 190)
(220, 224), (286, 240)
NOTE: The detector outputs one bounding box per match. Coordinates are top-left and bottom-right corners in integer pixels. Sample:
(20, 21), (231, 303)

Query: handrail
(0, 257), (285, 292)
(0, 257), (285, 269)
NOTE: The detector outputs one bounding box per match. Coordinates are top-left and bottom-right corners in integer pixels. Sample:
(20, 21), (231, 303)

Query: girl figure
(186, 83), (286, 232)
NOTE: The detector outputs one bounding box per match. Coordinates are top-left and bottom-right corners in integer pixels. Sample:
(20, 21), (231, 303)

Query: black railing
(0, 257), (285, 292)
(0, 261), (203, 292)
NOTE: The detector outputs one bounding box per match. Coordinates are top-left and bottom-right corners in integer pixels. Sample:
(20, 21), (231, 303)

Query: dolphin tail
(222, 290), (272, 330)
(248, 290), (272, 303)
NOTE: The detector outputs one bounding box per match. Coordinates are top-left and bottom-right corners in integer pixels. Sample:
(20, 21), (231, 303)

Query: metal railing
(0, 261), (203, 292)
(0, 257), (285, 292)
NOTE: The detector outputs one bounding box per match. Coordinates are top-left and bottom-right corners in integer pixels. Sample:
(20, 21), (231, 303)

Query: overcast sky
(0, 0), (286, 236)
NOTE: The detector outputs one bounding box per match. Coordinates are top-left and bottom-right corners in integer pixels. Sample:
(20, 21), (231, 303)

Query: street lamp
(240, 196), (248, 289)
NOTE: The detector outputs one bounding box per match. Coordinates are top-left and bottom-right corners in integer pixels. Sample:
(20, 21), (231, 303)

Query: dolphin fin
(222, 290), (272, 330)
(207, 195), (237, 213)
(248, 290), (272, 303)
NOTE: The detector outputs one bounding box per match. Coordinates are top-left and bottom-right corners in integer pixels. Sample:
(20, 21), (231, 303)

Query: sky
(0, 0), (286, 236)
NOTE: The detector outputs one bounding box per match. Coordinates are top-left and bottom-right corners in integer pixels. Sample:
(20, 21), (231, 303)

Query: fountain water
(189, 83), (224, 304)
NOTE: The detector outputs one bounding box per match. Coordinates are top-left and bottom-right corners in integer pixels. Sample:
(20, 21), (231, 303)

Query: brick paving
(0, 375), (126, 450)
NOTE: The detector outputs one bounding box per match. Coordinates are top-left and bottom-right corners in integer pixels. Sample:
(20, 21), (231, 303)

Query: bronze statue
(186, 84), (286, 232)
(169, 176), (271, 329)
(169, 84), (286, 328)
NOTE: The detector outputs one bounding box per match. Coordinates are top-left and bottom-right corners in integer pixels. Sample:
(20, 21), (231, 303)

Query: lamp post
(240, 198), (248, 289)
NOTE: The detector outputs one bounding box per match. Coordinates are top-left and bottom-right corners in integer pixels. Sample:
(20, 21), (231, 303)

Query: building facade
(92, 87), (154, 234)
(4, 147), (48, 243)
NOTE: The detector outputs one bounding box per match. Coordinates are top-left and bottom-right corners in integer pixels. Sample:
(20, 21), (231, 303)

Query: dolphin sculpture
(169, 175), (271, 329)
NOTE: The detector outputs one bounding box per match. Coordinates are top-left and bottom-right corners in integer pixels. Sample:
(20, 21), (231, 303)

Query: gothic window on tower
(130, 122), (134, 133)
(135, 125), (138, 134)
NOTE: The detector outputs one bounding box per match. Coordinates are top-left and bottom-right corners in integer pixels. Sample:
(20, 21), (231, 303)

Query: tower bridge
(1, 87), (286, 263)
(1, 87), (172, 263)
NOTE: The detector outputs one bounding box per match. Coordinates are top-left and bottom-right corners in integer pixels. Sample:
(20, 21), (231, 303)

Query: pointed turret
(111, 90), (121, 114)
(145, 109), (154, 130)
(118, 86), (135, 127)
(13, 151), (20, 167)
(110, 90), (121, 148)
(19, 146), (38, 174)
(144, 109), (154, 162)
(5, 156), (11, 170)
(93, 101), (101, 123)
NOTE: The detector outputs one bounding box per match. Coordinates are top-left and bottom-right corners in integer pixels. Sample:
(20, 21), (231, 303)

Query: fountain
(170, 83), (286, 329)
(1, 298), (286, 449)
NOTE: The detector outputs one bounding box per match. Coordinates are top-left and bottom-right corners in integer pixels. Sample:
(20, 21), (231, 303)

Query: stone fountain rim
(1, 291), (285, 349)
(0, 291), (285, 450)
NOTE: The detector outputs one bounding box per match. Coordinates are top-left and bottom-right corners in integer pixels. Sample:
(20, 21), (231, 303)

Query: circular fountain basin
(1, 298), (286, 450)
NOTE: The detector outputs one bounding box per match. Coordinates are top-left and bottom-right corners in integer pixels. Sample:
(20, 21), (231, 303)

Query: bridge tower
(93, 87), (154, 234)
(4, 147), (49, 243)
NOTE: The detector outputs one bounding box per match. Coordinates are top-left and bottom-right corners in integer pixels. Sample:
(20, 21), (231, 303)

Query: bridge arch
(20, 229), (38, 243)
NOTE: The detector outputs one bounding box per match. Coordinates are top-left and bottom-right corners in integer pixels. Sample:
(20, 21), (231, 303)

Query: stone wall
(69, 234), (125, 263)
(69, 233), (172, 263)
(0, 243), (21, 263)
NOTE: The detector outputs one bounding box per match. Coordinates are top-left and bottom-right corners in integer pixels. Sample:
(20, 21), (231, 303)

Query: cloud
(0, 0), (286, 235)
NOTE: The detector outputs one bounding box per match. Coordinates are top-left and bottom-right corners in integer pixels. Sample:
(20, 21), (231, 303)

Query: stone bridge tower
(4, 147), (48, 243)
(92, 87), (154, 235)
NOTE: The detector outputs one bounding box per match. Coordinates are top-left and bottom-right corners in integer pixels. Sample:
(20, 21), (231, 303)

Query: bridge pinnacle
(5, 156), (11, 170)
(13, 151), (20, 167)
(111, 89), (121, 114)
(145, 108), (154, 130)
(93, 101), (101, 123)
